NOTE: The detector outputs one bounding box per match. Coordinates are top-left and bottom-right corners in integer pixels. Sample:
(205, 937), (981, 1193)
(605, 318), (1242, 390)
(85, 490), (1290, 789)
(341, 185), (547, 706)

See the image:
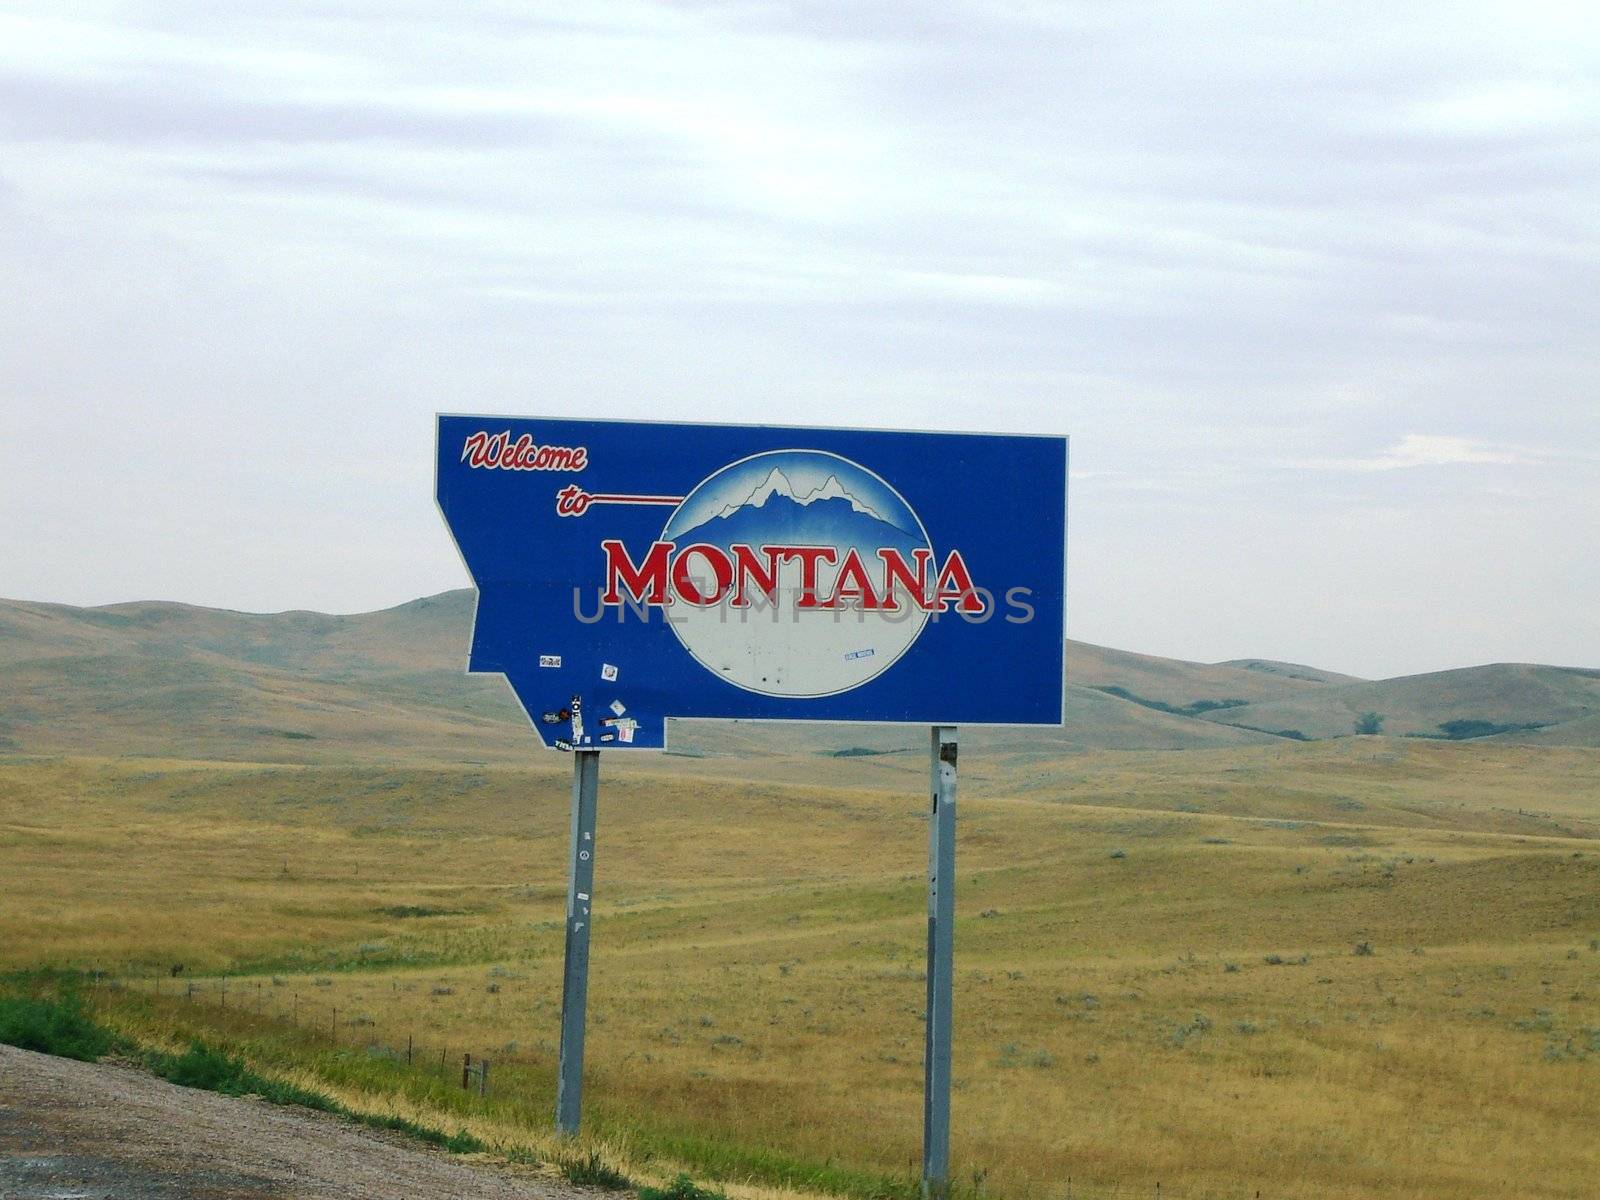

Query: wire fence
(92, 972), (1278, 1200)
(106, 973), (548, 1100)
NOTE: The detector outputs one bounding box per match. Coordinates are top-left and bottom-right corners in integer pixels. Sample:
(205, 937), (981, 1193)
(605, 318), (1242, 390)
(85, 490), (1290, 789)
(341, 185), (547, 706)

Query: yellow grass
(3, 744), (1599, 1199)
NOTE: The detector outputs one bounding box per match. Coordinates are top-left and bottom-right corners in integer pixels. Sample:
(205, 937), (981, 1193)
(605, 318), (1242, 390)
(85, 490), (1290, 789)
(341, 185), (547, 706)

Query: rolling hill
(1193, 662), (1600, 743)
(0, 589), (1593, 762)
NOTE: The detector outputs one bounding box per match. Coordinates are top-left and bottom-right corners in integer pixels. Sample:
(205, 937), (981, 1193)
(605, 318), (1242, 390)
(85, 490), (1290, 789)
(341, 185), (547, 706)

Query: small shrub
(1223, 962), (1240, 973)
(380, 905), (458, 919)
(638, 1175), (729, 1200)
(1354, 942), (1374, 957)
(1028, 1049), (1054, 1069)
(0, 990), (115, 1062)
(1169, 1013), (1213, 1048)
(1109, 849), (1127, 860)
(150, 1041), (249, 1091)
(358, 1112), (480, 1152)
(145, 1041), (335, 1110)
(561, 1150), (632, 1190)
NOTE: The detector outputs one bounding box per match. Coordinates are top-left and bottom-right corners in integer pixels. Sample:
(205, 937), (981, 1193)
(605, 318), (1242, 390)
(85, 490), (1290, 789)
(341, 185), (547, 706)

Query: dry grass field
(3, 743), (1599, 1199)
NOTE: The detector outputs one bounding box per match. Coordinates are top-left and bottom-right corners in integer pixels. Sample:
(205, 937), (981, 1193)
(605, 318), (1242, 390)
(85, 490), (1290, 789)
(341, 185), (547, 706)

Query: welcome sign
(436, 416), (1067, 750)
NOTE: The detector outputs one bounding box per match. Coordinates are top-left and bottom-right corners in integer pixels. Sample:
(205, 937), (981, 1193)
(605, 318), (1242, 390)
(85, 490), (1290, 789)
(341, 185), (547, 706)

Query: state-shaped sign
(436, 416), (1067, 750)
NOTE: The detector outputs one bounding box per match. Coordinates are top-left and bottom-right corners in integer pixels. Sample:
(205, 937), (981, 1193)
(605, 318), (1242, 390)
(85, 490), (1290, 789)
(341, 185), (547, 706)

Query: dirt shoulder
(0, 1043), (580, 1200)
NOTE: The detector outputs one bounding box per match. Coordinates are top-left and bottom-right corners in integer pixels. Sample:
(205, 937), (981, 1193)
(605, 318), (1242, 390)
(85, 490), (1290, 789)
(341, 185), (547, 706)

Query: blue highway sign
(436, 416), (1067, 750)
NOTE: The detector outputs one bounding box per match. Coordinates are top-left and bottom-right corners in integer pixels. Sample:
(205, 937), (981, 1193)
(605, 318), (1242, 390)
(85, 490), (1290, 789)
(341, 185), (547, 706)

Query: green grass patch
(1091, 686), (1250, 718)
(639, 1175), (731, 1200)
(561, 1149), (633, 1190)
(0, 987), (116, 1062)
(142, 1039), (484, 1150)
(619, 1124), (922, 1200)
(144, 1040), (337, 1110)
(353, 1110), (483, 1153)
(2, 979), (485, 1163)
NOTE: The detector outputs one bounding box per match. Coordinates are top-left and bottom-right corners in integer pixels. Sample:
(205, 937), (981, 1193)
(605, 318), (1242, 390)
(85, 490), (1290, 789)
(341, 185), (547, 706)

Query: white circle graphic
(661, 450), (932, 698)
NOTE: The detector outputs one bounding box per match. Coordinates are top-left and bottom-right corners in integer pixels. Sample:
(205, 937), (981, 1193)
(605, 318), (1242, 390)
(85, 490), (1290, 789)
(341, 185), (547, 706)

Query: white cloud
(1282, 434), (1550, 473)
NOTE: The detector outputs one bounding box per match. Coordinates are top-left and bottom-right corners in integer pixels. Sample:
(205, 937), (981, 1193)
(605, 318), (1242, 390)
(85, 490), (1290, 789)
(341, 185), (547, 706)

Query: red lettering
(877, 547), (933, 611)
(774, 546), (838, 608)
(672, 544), (734, 606)
(459, 430), (589, 472)
(729, 544), (780, 608)
(829, 548), (883, 610)
(933, 550), (985, 613)
(596, 541), (983, 615)
(602, 539), (671, 605)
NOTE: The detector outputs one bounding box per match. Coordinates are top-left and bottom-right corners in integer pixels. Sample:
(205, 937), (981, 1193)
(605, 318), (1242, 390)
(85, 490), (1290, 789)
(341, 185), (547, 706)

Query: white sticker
(601, 663), (618, 681)
(610, 699), (626, 716)
(618, 725), (635, 743)
(539, 654), (562, 668)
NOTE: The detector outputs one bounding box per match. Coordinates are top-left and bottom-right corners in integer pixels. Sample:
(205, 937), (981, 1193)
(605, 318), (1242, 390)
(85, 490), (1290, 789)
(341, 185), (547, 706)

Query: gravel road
(0, 1043), (582, 1199)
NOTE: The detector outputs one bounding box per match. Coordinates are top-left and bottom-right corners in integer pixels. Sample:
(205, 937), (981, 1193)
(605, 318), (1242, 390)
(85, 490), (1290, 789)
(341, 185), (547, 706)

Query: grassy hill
(0, 589), (1593, 761)
(1198, 663), (1600, 743)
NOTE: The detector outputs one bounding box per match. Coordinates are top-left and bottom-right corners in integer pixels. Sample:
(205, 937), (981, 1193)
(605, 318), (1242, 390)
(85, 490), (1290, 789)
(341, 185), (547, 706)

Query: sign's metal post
(556, 748), (600, 1135)
(923, 725), (958, 1200)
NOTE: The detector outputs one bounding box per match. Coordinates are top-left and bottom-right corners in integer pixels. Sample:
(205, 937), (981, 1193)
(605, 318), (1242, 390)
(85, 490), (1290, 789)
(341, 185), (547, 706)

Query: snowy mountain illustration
(672, 493), (926, 556)
(712, 468), (910, 533)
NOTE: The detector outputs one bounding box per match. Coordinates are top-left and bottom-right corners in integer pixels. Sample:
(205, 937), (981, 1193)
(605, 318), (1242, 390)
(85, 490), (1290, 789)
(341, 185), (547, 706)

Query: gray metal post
(923, 726), (957, 1199)
(556, 748), (600, 1135)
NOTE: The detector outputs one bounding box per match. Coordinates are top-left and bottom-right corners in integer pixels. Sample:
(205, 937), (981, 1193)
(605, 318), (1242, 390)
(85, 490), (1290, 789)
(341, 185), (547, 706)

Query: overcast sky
(2, 1), (1596, 678)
